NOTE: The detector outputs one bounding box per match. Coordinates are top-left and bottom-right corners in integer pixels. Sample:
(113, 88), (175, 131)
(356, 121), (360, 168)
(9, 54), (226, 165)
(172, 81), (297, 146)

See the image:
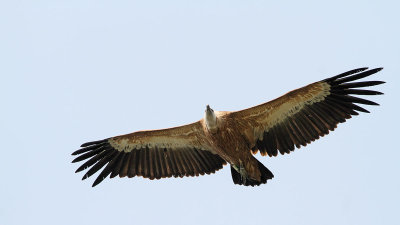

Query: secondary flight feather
(72, 67), (384, 187)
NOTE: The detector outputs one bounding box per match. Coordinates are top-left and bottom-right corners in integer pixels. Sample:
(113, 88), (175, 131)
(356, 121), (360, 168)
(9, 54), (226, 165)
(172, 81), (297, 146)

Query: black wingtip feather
(324, 67), (369, 82)
(81, 151), (116, 181)
(80, 139), (106, 147)
(92, 178), (104, 187)
(351, 104), (370, 113)
(71, 148), (103, 163)
(329, 94), (380, 106)
(72, 144), (104, 156)
(91, 152), (122, 187)
(332, 68), (384, 85)
(74, 148), (112, 173)
(334, 81), (385, 89)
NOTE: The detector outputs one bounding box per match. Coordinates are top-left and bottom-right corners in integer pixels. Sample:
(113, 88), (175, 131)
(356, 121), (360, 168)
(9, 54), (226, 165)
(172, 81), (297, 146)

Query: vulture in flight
(72, 67), (384, 187)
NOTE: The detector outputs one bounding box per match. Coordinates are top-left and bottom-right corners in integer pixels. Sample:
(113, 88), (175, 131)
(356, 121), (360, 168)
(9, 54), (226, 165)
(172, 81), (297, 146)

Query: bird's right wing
(229, 67), (384, 157)
(72, 120), (226, 187)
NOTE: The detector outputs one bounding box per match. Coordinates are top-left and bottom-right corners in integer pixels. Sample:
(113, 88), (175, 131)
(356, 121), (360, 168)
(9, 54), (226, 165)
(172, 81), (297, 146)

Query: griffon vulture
(72, 67), (384, 187)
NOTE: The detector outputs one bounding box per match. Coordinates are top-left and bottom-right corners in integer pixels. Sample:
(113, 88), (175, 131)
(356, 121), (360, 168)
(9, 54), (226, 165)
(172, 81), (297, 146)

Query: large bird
(72, 67), (384, 187)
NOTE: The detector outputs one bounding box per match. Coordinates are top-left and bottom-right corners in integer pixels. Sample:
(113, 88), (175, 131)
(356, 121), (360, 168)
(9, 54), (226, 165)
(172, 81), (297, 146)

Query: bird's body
(72, 67), (384, 187)
(203, 113), (264, 182)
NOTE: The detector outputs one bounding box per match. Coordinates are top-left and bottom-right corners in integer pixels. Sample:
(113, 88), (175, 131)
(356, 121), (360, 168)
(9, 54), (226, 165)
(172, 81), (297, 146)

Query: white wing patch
(256, 82), (331, 140)
(108, 136), (203, 152)
(107, 121), (211, 153)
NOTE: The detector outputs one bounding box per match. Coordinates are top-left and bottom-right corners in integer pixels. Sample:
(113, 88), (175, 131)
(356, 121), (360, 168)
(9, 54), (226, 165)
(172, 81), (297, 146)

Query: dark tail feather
(231, 161), (274, 187)
(231, 166), (242, 185)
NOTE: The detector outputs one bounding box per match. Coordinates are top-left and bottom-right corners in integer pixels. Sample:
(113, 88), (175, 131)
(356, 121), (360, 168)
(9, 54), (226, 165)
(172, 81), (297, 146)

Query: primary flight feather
(72, 67), (384, 187)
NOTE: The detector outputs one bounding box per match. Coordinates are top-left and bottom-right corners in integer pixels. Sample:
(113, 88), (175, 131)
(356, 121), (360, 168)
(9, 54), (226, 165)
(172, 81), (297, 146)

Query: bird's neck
(205, 111), (218, 132)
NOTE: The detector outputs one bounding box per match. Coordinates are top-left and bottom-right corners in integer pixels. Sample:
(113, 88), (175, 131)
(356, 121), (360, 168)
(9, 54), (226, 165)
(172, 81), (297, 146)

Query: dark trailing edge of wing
(252, 67), (384, 157)
(72, 140), (226, 187)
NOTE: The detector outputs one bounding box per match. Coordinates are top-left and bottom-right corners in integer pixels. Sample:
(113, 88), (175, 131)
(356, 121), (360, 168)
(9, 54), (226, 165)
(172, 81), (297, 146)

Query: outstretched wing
(230, 67), (384, 157)
(72, 120), (226, 187)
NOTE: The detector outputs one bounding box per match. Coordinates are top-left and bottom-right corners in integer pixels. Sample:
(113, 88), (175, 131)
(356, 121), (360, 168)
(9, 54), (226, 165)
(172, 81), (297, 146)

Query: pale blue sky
(1, 1), (399, 225)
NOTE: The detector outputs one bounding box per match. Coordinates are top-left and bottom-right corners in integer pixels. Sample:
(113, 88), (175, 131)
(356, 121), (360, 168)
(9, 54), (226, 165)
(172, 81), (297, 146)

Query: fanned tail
(231, 160), (274, 187)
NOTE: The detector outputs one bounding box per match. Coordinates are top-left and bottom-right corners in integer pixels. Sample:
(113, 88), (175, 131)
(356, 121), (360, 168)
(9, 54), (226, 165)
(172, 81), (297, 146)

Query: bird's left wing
(72, 120), (226, 187)
(229, 67), (384, 157)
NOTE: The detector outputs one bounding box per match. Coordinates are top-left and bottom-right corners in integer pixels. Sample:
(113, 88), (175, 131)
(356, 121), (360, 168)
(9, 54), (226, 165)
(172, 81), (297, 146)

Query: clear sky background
(1, 1), (399, 225)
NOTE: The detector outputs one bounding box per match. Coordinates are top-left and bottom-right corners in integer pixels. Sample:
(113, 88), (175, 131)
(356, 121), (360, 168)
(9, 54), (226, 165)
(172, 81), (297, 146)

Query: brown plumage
(72, 67), (384, 187)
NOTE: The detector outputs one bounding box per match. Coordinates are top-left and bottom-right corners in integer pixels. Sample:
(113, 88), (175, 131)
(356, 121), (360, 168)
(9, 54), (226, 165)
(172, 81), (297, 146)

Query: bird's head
(205, 104), (213, 112)
(205, 105), (217, 132)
